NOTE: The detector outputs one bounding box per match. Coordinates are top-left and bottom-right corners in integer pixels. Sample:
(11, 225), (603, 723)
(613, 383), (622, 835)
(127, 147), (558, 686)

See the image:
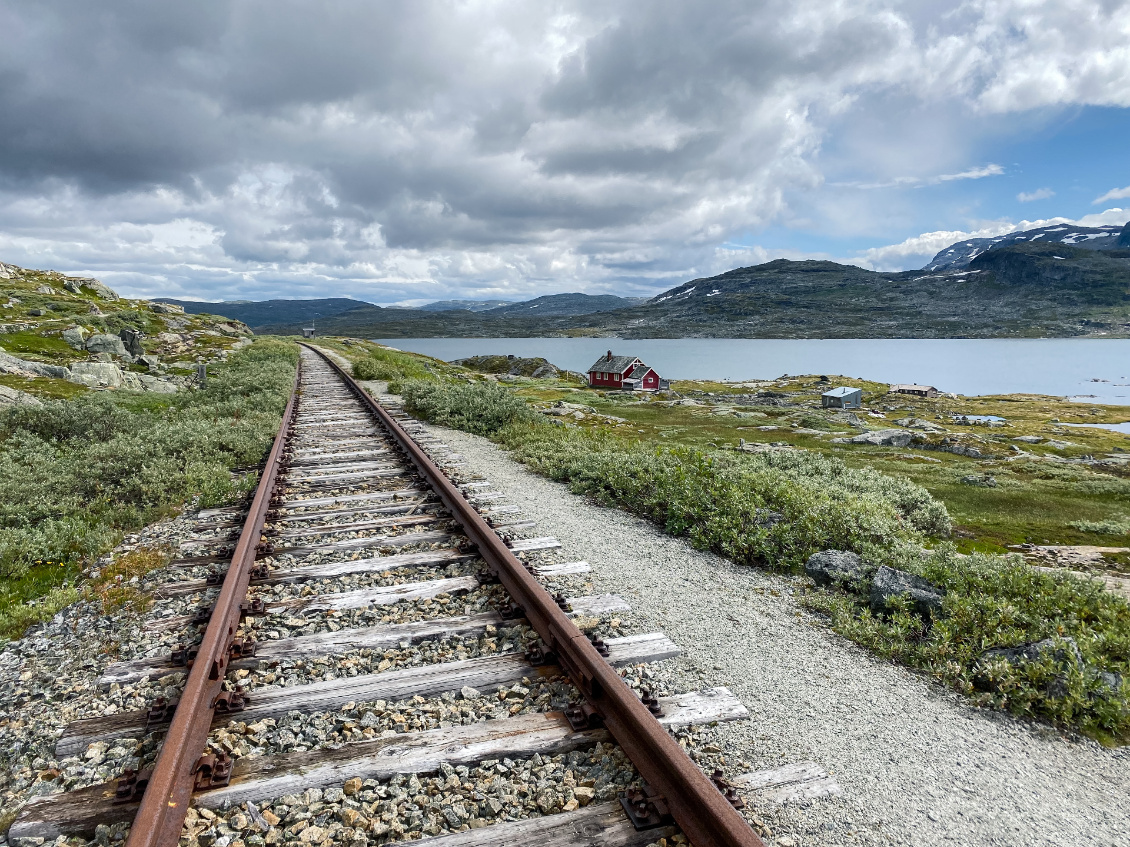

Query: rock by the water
(85, 333), (128, 357)
(805, 550), (870, 588)
(869, 566), (945, 617)
(62, 326), (88, 349)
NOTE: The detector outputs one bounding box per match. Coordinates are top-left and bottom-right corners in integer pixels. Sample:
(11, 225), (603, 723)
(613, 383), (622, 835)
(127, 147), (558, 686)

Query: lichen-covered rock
(0, 384), (42, 406)
(869, 566), (945, 617)
(150, 301), (184, 314)
(85, 333), (128, 357)
(805, 550), (870, 589)
(832, 429), (917, 447)
(69, 361), (124, 388)
(137, 373), (178, 393)
(62, 326), (89, 349)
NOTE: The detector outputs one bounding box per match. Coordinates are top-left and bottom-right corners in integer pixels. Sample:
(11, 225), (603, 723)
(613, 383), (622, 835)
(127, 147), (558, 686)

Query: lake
(375, 337), (1130, 405)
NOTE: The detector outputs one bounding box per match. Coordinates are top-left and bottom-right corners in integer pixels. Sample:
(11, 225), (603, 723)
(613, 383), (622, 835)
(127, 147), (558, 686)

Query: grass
(0, 338), (298, 640)
(0, 373), (87, 399)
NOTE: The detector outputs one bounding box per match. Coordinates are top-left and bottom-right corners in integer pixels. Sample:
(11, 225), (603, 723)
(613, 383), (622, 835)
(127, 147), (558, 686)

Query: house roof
(822, 386), (861, 398)
(890, 384), (937, 392)
(586, 353), (639, 374)
(628, 365), (652, 379)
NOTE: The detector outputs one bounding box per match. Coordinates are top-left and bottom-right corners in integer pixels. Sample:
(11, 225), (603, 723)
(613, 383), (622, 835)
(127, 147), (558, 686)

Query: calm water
(375, 337), (1130, 405)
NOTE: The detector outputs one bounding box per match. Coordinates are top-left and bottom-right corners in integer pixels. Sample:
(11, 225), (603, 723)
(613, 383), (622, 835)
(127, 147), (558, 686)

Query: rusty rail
(307, 344), (764, 847)
(124, 361), (301, 847)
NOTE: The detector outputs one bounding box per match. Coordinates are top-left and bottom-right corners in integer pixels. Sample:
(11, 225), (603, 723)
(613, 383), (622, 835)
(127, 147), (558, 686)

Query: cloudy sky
(1, 0), (1128, 305)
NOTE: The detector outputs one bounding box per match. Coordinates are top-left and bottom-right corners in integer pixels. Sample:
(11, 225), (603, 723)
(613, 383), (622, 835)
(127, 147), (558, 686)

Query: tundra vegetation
(321, 338), (1130, 742)
(0, 339), (298, 639)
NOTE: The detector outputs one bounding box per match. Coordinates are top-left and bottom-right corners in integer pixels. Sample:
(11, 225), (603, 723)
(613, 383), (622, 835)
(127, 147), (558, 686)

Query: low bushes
(804, 546), (1129, 741)
(352, 347), (436, 390)
(0, 339), (297, 638)
(402, 379), (947, 567)
(403, 376), (1129, 740)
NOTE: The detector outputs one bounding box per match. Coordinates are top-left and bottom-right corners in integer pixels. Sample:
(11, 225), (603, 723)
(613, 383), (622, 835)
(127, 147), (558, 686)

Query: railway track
(10, 345), (766, 847)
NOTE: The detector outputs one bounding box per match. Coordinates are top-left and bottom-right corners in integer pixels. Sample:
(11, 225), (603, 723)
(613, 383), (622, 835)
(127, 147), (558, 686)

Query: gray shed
(822, 386), (862, 409)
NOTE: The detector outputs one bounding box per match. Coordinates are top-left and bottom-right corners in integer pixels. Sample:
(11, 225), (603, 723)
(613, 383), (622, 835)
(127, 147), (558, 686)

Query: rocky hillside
(153, 297), (368, 329)
(925, 221), (1130, 271)
(1, 263), (253, 405)
(482, 292), (648, 316)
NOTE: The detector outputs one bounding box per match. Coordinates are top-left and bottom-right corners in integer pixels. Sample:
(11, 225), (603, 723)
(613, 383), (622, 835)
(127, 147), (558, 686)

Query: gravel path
(431, 423), (1130, 847)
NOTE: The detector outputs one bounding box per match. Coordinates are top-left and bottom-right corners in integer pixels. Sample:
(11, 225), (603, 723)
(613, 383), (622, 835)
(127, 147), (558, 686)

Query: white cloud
(1094, 185), (1130, 204)
(0, 1), (1127, 302)
(833, 164), (1005, 190)
(1017, 188), (1055, 202)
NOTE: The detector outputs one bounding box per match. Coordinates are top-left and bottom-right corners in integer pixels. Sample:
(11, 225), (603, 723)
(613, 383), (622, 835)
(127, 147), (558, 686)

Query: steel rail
(125, 361), (302, 847)
(306, 344), (764, 847)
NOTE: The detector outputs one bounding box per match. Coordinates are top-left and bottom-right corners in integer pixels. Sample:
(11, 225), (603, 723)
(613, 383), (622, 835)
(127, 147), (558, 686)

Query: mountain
(263, 245), (1130, 339)
(484, 293), (648, 316)
(153, 297), (371, 329)
(416, 299), (513, 312)
(925, 222), (1126, 271)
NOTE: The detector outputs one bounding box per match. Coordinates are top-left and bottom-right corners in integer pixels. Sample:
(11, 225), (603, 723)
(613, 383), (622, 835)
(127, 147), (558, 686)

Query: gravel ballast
(430, 422), (1130, 847)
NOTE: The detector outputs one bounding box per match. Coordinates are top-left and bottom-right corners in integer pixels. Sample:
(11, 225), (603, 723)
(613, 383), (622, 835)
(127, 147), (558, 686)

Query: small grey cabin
(821, 386), (862, 409)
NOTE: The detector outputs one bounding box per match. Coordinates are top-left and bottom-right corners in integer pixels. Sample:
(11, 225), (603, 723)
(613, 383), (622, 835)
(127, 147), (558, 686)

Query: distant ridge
(153, 297), (371, 328)
(484, 292), (648, 316)
(416, 299), (513, 312)
(925, 222), (1126, 271)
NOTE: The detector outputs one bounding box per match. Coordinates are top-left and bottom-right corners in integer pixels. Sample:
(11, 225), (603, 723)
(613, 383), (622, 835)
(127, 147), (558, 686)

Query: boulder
(960, 474), (997, 487)
(118, 328), (145, 357)
(68, 361), (124, 388)
(974, 637), (1085, 694)
(0, 350), (69, 379)
(149, 302), (184, 314)
(62, 326), (89, 349)
(869, 566), (945, 617)
(832, 429), (917, 447)
(35, 284), (55, 294)
(85, 333), (129, 357)
(66, 277), (119, 300)
(120, 371), (144, 391)
(138, 354), (161, 371)
(805, 550), (870, 588)
(137, 373), (178, 393)
(1013, 435), (1042, 444)
(27, 308), (45, 316)
(0, 384), (42, 406)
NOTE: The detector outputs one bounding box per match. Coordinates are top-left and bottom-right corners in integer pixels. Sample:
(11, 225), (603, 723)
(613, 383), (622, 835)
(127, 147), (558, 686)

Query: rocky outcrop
(62, 326), (88, 349)
(85, 333), (129, 358)
(0, 384), (42, 406)
(805, 550), (870, 589)
(832, 429), (918, 447)
(869, 566), (946, 617)
(149, 302), (184, 314)
(118, 328), (144, 357)
(64, 277), (119, 300)
(0, 350), (70, 379)
(69, 361), (124, 388)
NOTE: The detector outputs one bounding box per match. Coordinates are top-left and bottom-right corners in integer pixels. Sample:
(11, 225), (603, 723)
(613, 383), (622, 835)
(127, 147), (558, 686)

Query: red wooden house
(586, 350), (668, 391)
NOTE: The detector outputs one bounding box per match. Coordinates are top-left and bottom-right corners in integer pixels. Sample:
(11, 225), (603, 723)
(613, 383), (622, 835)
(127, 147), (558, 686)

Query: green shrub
(352, 347), (435, 390)
(403, 380), (946, 565)
(402, 379), (537, 437)
(0, 338), (298, 636)
(1068, 518), (1130, 536)
(804, 545), (1130, 740)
